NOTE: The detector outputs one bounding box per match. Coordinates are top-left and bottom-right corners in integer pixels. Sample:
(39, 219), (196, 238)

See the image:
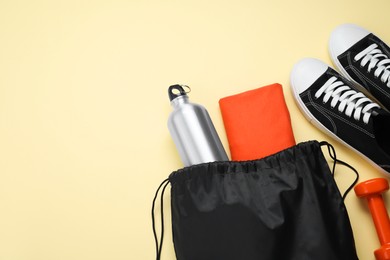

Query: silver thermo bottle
(167, 84), (229, 167)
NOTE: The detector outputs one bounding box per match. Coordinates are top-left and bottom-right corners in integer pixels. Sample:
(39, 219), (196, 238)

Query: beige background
(1, 0), (389, 259)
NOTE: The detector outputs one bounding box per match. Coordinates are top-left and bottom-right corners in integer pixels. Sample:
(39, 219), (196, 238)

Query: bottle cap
(168, 84), (190, 101)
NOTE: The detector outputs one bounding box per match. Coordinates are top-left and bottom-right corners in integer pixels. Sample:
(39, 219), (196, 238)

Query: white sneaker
(290, 57), (390, 175)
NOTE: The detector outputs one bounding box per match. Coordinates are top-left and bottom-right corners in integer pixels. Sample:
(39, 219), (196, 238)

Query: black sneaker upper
(298, 66), (390, 173)
(336, 33), (390, 111)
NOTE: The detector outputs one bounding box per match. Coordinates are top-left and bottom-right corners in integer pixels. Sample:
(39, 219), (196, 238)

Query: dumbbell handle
(367, 194), (390, 245)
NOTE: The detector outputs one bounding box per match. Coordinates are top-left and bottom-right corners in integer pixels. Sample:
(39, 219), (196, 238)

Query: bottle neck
(170, 95), (189, 108)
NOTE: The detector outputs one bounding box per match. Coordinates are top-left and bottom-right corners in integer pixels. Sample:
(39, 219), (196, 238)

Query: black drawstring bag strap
(152, 178), (170, 260)
(320, 141), (360, 200)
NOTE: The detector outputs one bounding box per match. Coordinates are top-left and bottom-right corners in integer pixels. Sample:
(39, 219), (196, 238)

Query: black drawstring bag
(153, 141), (359, 260)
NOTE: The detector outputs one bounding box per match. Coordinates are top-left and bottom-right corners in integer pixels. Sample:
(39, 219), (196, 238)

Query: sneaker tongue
(371, 108), (380, 117)
(371, 107), (389, 118)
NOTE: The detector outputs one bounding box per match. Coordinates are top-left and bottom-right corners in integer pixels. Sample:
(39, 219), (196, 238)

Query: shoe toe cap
(290, 58), (328, 94)
(329, 23), (370, 58)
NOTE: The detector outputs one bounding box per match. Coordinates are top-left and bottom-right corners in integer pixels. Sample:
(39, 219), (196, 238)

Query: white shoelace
(315, 76), (380, 124)
(354, 43), (390, 87)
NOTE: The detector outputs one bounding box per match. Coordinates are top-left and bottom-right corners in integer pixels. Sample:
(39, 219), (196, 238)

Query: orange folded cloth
(219, 83), (296, 161)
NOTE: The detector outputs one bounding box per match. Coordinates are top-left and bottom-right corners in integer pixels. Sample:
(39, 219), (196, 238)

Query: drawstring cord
(320, 141), (360, 200)
(152, 178), (170, 260)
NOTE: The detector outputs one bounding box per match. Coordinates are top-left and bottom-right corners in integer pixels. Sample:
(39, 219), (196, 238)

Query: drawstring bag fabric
(153, 141), (359, 260)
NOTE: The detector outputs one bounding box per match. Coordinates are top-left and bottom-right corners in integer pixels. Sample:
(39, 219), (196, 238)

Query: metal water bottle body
(168, 85), (229, 167)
